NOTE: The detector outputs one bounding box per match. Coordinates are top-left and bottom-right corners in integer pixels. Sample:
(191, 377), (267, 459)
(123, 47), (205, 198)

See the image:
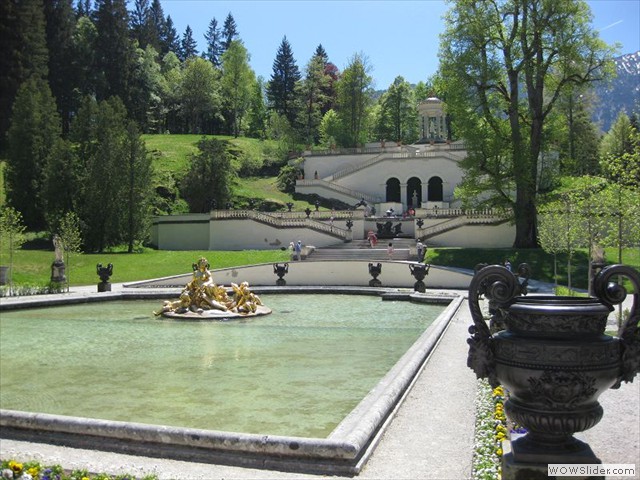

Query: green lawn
(3, 249), (289, 287)
(3, 245), (637, 291)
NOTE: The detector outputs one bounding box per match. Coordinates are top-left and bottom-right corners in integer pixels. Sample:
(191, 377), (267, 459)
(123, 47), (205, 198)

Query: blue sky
(158, 0), (640, 89)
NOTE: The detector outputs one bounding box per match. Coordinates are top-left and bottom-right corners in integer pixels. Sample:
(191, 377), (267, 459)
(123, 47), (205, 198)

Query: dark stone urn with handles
(467, 263), (640, 465)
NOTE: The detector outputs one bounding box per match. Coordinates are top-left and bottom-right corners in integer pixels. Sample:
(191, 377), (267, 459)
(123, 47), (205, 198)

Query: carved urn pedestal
(468, 264), (640, 477)
(409, 263), (430, 293)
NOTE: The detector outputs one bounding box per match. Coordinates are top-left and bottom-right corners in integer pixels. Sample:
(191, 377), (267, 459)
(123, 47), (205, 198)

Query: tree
(537, 200), (582, 292)
(204, 17), (223, 67)
(376, 76), (418, 144)
(220, 40), (255, 137)
(179, 56), (222, 133)
(319, 109), (340, 148)
(0, 0), (50, 150)
(180, 138), (234, 213)
(147, 0), (166, 53)
(72, 15), (99, 100)
(0, 207), (27, 296)
(6, 77), (61, 230)
(335, 53), (374, 147)
(44, 0), (78, 136)
(42, 137), (81, 230)
(221, 12), (238, 52)
(438, 0), (616, 247)
(122, 120), (153, 252)
(129, 44), (165, 132)
(298, 53), (330, 145)
(57, 210), (83, 292)
(267, 36), (301, 126)
(93, 0), (135, 104)
(246, 76), (267, 139)
(179, 24), (198, 61)
(161, 14), (180, 55)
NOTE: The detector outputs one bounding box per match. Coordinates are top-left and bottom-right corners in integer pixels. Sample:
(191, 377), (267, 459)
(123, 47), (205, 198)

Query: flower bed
(0, 460), (157, 480)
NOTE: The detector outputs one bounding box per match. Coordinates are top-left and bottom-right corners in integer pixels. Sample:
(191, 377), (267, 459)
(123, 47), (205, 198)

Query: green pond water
(0, 294), (445, 438)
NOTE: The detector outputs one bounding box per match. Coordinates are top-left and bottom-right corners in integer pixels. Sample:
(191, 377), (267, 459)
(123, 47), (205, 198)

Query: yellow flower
(9, 461), (23, 474)
(28, 466), (40, 477)
(82, 477), (91, 480)
(496, 448), (503, 457)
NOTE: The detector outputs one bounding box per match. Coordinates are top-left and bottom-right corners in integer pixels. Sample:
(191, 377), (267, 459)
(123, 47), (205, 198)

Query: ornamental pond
(0, 291), (459, 474)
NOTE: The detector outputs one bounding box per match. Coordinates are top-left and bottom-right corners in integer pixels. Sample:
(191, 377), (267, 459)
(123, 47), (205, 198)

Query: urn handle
(593, 264), (640, 385)
(467, 264), (528, 387)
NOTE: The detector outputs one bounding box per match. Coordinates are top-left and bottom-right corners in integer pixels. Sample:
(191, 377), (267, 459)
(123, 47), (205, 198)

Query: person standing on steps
(387, 242), (394, 260)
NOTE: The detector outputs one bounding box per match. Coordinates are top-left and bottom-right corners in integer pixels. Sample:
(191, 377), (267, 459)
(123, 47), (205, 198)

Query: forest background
(0, 0), (638, 277)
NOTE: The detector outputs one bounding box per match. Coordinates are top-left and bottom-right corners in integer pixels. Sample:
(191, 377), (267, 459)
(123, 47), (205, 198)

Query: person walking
(387, 242), (394, 260)
(416, 240), (425, 262)
(294, 240), (302, 261)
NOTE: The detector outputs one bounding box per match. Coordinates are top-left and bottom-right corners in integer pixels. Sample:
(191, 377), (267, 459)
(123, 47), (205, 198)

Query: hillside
(593, 50), (640, 131)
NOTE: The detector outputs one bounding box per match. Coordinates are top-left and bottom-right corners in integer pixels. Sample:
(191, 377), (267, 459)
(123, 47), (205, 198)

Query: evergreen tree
(221, 40), (255, 137)
(130, 0), (157, 50)
(147, 0), (165, 53)
(314, 44), (338, 116)
(0, 0), (50, 151)
(42, 137), (81, 230)
(299, 53), (330, 145)
(6, 77), (61, 230)
(204, 17), (223, 67)
(267, 36), (301, 126)
(161, 14), (180, 55)
(179, 25), (198, 61)
(129, 44), (165, 132)
(93, 0), (134, 103)
(221, 12), (238, 52)
(180, 138), (234, 213)
(44, 0), (78, 136)
(122, 120), (153, 252)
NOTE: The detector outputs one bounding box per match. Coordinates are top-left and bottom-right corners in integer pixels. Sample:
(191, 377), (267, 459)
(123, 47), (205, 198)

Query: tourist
(416, 239), (425, 262)
(367, 230), (378, 248)
(504, 259), (512, 272)
(387, 242), (394, 259)
(294, 240), (302, 261)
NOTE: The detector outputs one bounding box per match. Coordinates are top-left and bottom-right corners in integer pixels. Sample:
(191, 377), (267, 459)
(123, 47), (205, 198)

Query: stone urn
(467, 264), (640, 464)
(409, 263), (430, 293)
(273, 262), (289, 286)
(97, 263), (114, 292)
(368, 262), (382, 287)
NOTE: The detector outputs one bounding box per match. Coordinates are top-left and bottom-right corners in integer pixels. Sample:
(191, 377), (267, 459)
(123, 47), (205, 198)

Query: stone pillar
(400, 183), (408, 211)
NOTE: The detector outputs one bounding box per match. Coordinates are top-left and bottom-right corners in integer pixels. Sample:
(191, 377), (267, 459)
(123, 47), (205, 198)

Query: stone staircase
(307, 238), (416, 261)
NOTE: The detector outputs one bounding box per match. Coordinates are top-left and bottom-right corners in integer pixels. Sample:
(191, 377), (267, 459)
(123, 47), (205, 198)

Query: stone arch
(427, 176), (443, 201)
(386, 177), (401, 202)
(406, 176), (422, 208)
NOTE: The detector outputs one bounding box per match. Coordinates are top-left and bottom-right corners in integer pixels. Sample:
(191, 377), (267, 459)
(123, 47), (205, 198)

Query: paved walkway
(1, 287), (638, 479)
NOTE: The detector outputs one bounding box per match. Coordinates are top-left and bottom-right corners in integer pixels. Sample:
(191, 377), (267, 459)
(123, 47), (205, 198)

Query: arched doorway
(407, 177), (422, 208)
(386, 178), (401, 202)
(427, 176), (443, 201)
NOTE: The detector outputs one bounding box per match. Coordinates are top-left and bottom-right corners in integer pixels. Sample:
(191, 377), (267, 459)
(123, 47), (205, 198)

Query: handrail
(295, 179), (382, 203)
(210, 210), (353, 241)
(417, 210), (511, 238)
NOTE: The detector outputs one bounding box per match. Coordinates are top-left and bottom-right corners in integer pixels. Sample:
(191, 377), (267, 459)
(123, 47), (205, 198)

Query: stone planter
(467, 264), (640, 465)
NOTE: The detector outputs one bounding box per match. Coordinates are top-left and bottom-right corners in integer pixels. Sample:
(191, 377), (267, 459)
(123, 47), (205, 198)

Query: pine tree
(179, 25), (198, 61)
(6, 77), (61, 230)
(267, 36), (301, 126)
(130, 0), (152, 48)
(204, 17), (223, 67)
(247, 76), (267, 139)
(161, 14), (180, 55)
(299, 54), (330, 145)
(0, 0), (50, 151)
(221, 12), (238, 52)
(44, 0), (78, 136)
(93, 0), (134, 103)
(147, 0), (165, 52)
(123, 120), (153, 252)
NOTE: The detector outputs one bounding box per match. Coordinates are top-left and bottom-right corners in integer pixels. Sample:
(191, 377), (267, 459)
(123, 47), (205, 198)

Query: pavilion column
(400, 183), (408, 211)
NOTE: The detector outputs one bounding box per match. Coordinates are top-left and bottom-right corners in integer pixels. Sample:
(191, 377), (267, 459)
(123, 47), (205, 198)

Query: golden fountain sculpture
(154, 257), (271, 319)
